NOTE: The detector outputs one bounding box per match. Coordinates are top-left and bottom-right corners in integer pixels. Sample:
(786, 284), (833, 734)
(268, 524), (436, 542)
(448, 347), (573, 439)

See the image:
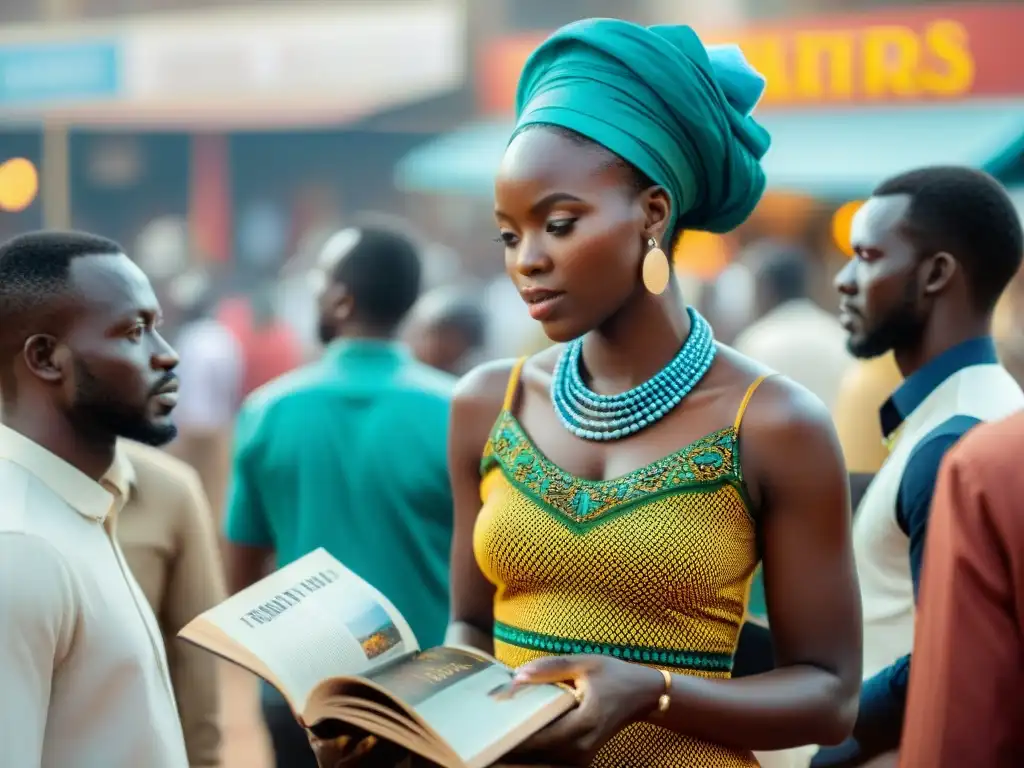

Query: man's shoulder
(119, 440), (195, 475)
(0, 459), (63, 535)
(0, 530), (75, 609)
(0, 459), (31, 532)
(909, 415), (982, 456)
(239, 362), (330, 416)
(903, 393), (1021, 477)
(239, 358), (456, 430)
(395, 359), (458, 401)
(118, 441), (201, 498)
(944, 363), (1024, 419)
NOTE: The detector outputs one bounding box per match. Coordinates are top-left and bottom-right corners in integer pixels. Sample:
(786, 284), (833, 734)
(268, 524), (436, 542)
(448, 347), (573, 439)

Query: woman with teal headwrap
(312, 17), (861, 768)
(445, 17), (860, 768)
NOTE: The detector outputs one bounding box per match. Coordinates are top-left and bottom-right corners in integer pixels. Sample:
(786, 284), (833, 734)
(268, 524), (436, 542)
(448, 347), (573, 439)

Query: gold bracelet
(656, 669), (672, 713)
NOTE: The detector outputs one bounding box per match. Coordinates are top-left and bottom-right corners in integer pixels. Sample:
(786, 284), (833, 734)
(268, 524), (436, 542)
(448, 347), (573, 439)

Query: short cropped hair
(0, 230), (124, 352)
(327, 217), (423, 329)
(873, 166), (1024, 311)
(426, 289), (487, 350)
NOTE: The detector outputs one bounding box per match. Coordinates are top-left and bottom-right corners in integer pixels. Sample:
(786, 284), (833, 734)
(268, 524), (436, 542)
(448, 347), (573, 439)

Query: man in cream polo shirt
(812, 168), (1024, 767)
(0, 230), (189, 767)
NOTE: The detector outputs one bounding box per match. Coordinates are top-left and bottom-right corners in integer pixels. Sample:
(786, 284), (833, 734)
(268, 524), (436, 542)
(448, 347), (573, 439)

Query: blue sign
(0, 40), (120, 106)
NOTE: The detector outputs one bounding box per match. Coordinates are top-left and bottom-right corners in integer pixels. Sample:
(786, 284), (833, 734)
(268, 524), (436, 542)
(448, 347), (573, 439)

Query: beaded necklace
(551, 306), (716, 441)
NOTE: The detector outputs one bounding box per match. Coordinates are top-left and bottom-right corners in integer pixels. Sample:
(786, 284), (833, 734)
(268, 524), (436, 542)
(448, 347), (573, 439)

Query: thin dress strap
(733, 373), (774, 433)
(503, 357), (528, 413)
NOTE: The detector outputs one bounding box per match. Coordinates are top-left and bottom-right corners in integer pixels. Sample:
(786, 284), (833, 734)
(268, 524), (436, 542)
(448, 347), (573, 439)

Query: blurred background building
(2, 3), (1022, 268)
(3, 0), (1022, 355)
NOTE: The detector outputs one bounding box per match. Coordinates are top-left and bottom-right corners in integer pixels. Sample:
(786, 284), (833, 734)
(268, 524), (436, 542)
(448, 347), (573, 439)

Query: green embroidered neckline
(494, 622), (733, 672)
(480, 410), (748, 529)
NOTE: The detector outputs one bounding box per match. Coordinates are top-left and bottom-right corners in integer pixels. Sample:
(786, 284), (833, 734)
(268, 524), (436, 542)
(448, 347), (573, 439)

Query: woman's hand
(507, 655), (665, 765)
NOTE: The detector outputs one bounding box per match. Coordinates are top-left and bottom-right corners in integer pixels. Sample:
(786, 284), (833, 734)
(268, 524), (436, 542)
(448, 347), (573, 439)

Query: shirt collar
(323, 339), (410, 366)
(880, 336), (999, 437)
(102, 443), (137, 501)
(0, 423), (115, 522)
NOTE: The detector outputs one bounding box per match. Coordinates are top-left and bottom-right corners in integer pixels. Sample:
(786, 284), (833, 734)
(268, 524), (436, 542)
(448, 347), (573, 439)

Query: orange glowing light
(832, 200), (863, 258)
(673, 230), (731, 280)
(0, 157), (39, 213)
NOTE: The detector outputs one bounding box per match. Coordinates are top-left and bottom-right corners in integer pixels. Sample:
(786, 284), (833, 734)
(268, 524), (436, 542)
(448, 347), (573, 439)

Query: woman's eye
(127, 324), (145, 341)
(495, 231), (519, 247)
(547, 218), (576, 236)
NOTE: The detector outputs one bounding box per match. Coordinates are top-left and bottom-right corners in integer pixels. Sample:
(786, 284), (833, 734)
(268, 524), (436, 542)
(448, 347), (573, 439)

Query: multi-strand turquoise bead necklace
(551, 306), (717, 441)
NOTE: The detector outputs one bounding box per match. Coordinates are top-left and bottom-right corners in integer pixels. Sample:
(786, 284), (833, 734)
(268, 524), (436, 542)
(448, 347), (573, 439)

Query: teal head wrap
(513, 18), (771, 239)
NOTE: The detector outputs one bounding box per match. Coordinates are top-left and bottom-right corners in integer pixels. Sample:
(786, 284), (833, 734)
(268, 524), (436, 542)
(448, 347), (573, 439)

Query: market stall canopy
(759, 101), (1024, 198)
(394, 101), (1024, 201)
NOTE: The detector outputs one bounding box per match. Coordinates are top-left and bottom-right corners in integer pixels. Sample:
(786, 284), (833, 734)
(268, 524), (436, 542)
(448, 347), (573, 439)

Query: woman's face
(493, 127), (670, 342)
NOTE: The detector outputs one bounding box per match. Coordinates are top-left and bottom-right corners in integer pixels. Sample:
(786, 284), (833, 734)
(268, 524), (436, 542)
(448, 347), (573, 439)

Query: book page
(182, 548), (419, 709)
(364, 647), (575, 768)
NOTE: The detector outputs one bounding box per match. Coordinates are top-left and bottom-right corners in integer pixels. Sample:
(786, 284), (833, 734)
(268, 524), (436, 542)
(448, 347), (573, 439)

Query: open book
(179, 548), (576, 767)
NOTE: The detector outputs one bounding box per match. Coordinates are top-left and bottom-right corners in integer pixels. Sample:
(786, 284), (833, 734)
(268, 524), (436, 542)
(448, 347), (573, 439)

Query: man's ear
(22, 334), (65, 383)
(921, 251), (958, 297)
(332, 285), (355, 324)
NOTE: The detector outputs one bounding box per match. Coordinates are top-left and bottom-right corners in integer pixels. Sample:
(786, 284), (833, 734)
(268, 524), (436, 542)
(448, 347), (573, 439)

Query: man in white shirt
(0, 230), (189, 768)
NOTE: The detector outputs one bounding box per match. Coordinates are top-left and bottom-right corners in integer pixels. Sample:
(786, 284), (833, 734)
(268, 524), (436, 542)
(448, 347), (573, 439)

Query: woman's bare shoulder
(449, 359), (525, 460)
(454, 346), (562, 408)
(715, 344), (835, 435)
(454, 358), (522, 410)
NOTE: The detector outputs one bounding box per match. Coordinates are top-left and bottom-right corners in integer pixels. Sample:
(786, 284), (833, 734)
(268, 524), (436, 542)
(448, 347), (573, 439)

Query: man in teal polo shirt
(223, 220), (456, 768)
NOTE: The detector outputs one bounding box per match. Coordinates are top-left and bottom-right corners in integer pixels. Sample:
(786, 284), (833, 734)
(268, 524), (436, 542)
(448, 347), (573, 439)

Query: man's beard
(67, 358), (178, 447)
(847, 279), (925, 360)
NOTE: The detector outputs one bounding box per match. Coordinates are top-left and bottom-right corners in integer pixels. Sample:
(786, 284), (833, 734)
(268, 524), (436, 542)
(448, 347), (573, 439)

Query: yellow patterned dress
(474, 359), (767, 768)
